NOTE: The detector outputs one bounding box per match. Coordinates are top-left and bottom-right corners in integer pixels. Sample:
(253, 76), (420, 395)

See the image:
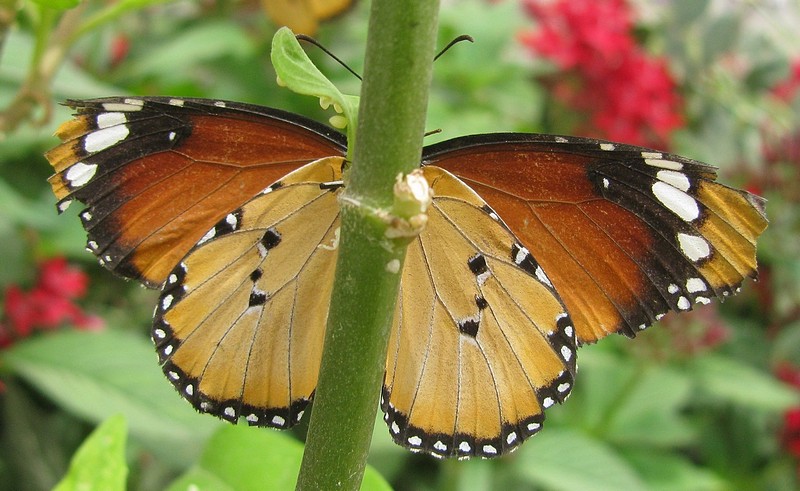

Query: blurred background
(0, 0), (799, 489)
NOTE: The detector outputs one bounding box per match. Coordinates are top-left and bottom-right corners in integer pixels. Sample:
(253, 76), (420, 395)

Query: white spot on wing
(197, 228), (216, 245)
(84, 125), (130, 153)
(408, 435), (422, 446)
(600, 143), (615, 151)
(678, 233), (711, 262)
(65, 162), (98, 187)
(506, 432), (518, 444)
(459, 441), (471, 452)
(677, 296), (691, 310)
(214, 101), (227, 108)
(561, 345), (572, 361)
(271, 415), (286, 426)
(101, 101), (143, 112)
(645, 158), (683, 170)
(169, 98), (185, 106)
(58, 200), (73, 212)
(535, 266), (553, 288)
(162, 294), (174, 310)
(652, 181), (700, 221)
(686, 277), (707, 293)
(514, 245), (529, 265)
(96, 112), (126, 129)
(657, 170), (691, 192)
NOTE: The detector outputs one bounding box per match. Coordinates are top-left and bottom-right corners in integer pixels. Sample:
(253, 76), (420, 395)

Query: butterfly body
(47, 97), (766, 458)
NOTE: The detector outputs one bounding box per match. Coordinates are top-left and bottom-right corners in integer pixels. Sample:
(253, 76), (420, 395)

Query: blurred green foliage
(0, 0), (799, 489)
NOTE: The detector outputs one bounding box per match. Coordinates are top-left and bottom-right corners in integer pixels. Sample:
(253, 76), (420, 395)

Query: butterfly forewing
(46, 97), (346, 287)
(424, 134), (767, 344)
(383, 166), (576, 459)
(152, 157), (344, 427)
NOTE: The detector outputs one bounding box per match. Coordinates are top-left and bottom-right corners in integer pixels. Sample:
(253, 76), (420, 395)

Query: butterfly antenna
(434, 34), (474, 61)
(295, 34), (362, 81)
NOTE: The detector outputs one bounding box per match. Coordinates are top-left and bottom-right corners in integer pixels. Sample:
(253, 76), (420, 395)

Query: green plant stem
(295, 0), (440, 489)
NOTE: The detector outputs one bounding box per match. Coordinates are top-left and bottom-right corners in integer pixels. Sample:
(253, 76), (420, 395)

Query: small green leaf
(53, 414), (128, 491)
(270, 27), (359, 142)
(167, 425), (392, 491)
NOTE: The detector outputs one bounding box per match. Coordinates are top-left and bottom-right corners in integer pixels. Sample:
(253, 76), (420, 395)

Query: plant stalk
(295, 0), (440, 489)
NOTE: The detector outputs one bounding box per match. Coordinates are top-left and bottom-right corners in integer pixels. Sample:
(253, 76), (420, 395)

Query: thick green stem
(295, 1), (440, 489)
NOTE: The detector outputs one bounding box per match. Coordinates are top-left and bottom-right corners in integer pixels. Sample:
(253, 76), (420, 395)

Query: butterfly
(46, 96), (767, 458)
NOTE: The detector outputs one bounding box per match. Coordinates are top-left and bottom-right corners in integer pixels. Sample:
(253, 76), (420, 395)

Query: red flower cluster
(520, 0), (684, 148)
(1, 257), (103, 347)
(771, 58), (800, 102)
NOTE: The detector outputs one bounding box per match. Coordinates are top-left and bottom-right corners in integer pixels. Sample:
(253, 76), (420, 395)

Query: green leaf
(620, 448), (725, 491)
(270, 27), (359, 142)
(53, 414), (128, 491)
(515, 428), (648, 491)
(3, 330), (220, 467)
(604, 364), (695, 447)
(123, 21), (254, 82)
(692, 354), (800, 411)
(166, 425), (392, 491)
(30, 0), (80, 10)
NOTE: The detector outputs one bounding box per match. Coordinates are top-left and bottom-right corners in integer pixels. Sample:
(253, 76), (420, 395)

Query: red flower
(783, 408), (800, 458)
(520, 0), (685, 148)
(772, 58), (800, 102)
(37, 257), (89, 299)
(1, 257), (103, 345)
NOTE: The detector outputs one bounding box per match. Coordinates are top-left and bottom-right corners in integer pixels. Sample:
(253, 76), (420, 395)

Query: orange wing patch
(426, 135), (767, 345)
(383, 166), (576, 458)
(45, 97), (346, 287)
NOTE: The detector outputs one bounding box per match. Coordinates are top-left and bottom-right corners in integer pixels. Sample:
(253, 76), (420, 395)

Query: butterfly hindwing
(46, 97), (346, 287)
(424, 134), (767, 344)
(383, 166), (576, 459)
(152, 157), (344, 427)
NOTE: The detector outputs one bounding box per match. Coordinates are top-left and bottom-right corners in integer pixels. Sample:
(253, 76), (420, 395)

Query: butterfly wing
(383, 166), (576, 458)
(152, 156), (344, 427)
(46, 97), (346, 287)
(424, 134), (767, 344)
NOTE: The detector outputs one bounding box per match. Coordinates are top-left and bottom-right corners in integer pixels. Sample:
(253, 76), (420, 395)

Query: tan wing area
(152, 157), (344, 428)
(382, 166), (576, 458)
